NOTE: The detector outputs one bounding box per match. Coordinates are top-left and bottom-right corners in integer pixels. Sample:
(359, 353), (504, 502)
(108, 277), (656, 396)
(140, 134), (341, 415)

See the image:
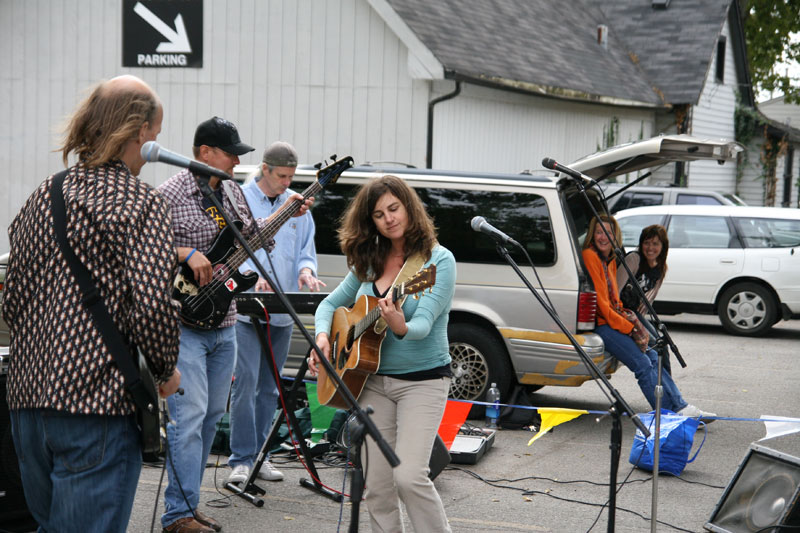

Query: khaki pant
(359, 374), (452, 533)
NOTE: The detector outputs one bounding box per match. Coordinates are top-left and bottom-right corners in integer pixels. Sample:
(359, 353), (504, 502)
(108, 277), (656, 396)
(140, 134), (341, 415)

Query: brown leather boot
(162, 516), (214, 533)
(195, 511), (222, 532)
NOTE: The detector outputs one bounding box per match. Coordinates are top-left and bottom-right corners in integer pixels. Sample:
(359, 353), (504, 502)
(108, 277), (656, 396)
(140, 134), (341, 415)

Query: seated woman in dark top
(617, 224), (671, 372)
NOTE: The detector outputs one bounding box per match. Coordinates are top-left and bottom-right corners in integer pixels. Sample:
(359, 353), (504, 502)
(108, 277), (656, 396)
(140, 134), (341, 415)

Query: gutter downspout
(426, 81), (461, 169)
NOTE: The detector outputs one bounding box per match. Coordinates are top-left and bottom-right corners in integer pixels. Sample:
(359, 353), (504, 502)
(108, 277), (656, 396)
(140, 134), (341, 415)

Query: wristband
(184, 248), (197, 264)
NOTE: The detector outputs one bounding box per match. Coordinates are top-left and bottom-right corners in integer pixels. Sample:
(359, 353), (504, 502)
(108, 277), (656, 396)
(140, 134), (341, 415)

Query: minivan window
(734, 217), (800, 248)
(676, 193), (723, 206)
(668, 215), (732, 248)
(310, 184), (556, 265)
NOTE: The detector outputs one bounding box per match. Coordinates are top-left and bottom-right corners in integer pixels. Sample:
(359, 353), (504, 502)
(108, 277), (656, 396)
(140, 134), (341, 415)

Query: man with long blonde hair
(2, 75), (181, 532)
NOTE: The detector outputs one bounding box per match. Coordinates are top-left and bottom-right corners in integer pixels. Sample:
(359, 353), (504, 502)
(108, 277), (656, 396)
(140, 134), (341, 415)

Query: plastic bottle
(485, 382), (500, 429)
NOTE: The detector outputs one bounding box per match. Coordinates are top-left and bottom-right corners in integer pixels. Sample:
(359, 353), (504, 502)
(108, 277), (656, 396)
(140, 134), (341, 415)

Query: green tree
(743, 0), (800, 102)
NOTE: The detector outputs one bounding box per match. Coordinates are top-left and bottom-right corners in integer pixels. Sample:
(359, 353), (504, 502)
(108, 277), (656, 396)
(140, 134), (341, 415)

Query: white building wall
(760, 96), (800, 128)
(432, 83), (655, 174)
(0, 0), (430, 252)
(738, 136), (767, 205)
(687, 17), (739, 193)
(738, 136), (800, 207)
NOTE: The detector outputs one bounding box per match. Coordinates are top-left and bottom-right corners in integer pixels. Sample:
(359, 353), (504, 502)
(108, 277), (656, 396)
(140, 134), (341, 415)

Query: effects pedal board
(448, 428), (496, 465)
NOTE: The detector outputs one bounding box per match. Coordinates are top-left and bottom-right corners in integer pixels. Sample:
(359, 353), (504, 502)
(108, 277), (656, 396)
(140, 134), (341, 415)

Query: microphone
(541, 158), (597, 187)
(141, 141), (232, 180)
(470, 216), (520, 247)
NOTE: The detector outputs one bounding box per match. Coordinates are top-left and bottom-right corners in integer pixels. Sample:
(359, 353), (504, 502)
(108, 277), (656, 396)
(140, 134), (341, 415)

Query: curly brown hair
(60, 76), (161, 168)
(338, 175), (437, 281)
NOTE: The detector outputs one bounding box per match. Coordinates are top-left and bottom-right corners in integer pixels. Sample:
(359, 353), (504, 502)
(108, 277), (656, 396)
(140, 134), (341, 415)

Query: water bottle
(485, 382), (500, 429)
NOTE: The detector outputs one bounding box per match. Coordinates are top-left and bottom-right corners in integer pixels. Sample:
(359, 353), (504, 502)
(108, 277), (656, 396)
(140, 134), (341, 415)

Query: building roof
(589, 0), (733, 105)
(381, 0), (737, 108)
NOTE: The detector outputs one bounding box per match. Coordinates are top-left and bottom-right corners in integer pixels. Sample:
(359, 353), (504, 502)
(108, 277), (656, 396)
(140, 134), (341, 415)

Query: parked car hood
(567, 134), (743, 182)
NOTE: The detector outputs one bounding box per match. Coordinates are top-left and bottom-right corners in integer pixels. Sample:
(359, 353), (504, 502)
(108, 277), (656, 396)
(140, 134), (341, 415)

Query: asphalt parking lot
(117, 314), (800, 532)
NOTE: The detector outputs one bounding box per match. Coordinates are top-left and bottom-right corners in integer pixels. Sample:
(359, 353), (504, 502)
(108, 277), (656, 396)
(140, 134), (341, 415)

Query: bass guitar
(174, 156), (353, 329)
(317, 265), (436, 409)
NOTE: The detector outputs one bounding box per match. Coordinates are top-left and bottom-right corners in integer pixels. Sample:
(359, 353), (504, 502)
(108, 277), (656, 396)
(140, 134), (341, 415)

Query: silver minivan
(233, 134), (741, 408)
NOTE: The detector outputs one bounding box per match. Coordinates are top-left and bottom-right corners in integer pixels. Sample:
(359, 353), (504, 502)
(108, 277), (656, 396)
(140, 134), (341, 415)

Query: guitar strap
(374, 249), (431, 334)
(221, 180), (246, 222)
(49, 169), (157, 416)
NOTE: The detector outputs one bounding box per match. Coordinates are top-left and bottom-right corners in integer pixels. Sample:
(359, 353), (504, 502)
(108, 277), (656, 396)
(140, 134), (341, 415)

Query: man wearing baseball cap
(227, 142), (325, 487)
(157, 121), (313, 533)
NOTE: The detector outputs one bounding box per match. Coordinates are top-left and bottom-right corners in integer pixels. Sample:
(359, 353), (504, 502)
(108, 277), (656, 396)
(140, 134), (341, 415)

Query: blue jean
(228, 319), (293, 468)
(596, 325), (687, 413)
(10, 408), (141, 533)
(635, 310), (672, 375)
(162, 325), (236, 527)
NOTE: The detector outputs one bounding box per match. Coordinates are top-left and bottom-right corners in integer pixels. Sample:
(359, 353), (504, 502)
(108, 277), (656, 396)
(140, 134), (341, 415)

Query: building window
(716, 36), (727, 83)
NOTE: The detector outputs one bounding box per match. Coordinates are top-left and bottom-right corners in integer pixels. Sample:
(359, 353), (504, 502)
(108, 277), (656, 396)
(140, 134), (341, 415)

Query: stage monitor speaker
(429, 434), (450, 481)
(0, 374), (37, 532)
(705, 443), (800, 533)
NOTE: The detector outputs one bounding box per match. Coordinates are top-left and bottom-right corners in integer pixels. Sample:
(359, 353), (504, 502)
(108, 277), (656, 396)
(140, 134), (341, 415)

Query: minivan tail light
(577, 291), (597, 330)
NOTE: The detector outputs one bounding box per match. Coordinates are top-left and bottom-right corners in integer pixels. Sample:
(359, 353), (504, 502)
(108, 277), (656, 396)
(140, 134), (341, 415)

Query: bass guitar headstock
(314, 155), (355, 188)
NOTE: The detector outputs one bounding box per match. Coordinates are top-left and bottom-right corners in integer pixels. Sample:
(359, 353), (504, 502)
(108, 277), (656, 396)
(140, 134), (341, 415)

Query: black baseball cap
(193, 116), (255, 156)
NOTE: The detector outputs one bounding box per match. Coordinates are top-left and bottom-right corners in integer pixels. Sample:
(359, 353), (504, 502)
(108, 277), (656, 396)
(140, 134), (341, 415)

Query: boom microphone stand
(474, 227), (649, 533)
(544, 158), (686, 532)
(188, 169), (399, 529)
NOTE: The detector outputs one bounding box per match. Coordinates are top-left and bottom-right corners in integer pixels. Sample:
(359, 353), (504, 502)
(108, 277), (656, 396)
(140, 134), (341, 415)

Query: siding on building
(0, 0), (430, 252)
(431, 83), (655, 173)
(687, 18), (739, 193)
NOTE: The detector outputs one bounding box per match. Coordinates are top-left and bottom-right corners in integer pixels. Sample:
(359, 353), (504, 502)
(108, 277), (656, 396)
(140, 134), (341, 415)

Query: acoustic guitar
(317, 265), (436, 408)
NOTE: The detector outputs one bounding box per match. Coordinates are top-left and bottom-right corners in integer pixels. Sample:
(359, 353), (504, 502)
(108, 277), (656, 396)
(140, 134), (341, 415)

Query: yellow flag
(528, 408), (588, 445)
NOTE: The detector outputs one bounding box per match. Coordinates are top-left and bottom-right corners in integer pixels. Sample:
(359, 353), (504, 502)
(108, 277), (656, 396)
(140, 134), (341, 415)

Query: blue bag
(629, 409), (707, 476)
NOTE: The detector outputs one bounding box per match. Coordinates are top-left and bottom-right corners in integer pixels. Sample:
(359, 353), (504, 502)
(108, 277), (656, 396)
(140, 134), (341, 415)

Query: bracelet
(184, 248), (197, 263)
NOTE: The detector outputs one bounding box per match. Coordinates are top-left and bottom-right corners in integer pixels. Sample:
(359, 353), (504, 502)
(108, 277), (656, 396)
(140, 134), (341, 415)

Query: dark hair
(638, 224), (669, 276)
(60, 78), (160, 167)
(338, 175), (437, 281)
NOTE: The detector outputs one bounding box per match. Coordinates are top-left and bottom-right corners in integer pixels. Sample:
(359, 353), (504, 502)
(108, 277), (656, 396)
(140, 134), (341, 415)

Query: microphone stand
(192, 173), (399, 529)
(566, 174), (686, 533)
(488, 241), (649, 533)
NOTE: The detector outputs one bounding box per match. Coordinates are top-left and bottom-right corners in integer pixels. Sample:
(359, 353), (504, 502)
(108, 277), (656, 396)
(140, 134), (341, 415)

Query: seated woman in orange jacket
(582, 215), (714, 420)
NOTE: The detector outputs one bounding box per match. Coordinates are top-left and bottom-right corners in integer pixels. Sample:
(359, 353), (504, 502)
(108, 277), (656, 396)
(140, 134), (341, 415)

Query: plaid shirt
(157, 169), (262, 328)
(2, 161), (181, 415)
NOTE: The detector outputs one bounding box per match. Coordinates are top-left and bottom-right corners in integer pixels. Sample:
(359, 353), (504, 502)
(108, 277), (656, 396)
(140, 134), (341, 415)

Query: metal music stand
(225, 293), (341, 505)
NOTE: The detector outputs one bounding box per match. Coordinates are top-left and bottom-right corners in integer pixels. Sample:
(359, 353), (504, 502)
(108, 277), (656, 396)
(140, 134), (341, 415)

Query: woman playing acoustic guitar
(309, 175), (456, 532)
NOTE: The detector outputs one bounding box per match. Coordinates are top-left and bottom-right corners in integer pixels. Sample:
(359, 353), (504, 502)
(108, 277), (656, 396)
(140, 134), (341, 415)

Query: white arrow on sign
(133, 1), (192, 53)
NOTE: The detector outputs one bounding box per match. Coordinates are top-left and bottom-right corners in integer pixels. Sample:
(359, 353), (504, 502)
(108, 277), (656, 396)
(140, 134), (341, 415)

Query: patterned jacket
(2, 161), (181, 415)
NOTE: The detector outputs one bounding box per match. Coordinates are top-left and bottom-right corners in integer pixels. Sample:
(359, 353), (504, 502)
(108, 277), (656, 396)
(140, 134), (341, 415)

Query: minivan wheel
(447, 323), (513, 419)
(718, 282), (777, 336)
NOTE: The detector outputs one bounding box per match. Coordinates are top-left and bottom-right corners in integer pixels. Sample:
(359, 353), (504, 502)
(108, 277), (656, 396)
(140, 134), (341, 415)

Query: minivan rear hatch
(566, 134), (743, 182)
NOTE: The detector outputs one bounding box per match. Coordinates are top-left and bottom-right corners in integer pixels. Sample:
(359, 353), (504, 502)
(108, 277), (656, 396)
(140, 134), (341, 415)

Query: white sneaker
(678, 404), (716, 423)
(227, 464), (250, 484)
(257, 461), (284, 481)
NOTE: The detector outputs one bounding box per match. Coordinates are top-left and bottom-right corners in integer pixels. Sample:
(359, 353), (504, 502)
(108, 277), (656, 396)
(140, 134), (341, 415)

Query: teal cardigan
(314, 245), (456, 374)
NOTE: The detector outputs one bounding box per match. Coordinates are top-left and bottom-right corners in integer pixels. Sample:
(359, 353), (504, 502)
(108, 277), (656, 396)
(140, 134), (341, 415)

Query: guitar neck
(353, 286), (404, 339)
(228, 180), (322, 271)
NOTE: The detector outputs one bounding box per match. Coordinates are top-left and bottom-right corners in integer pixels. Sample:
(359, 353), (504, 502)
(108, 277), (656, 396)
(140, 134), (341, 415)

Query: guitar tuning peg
(330, 154), (337, 160)
(313, 162), (322, 170)
(413, 294), (420, 300)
